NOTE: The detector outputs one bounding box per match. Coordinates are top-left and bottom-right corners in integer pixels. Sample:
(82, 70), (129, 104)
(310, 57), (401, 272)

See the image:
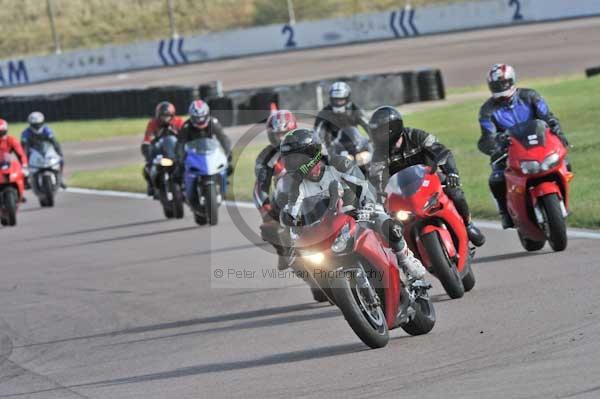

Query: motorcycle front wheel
(2, 187), (18, 226)
(540, 194), (567, 252)
(421, 232), (465, 299)
(204, 180), (218, 226)
(331, 267), (389, 349)
(39, 174), (55, 207)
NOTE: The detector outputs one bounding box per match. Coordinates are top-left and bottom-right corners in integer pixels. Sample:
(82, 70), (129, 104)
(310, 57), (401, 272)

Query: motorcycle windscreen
(337, 127), (368, 153)
(29, 142), (60, 168)
(286, 195), (331, 227)
(385, 165), (427, 197)
(507, 120), (547, 149)
(156, 135), (178, 159)
(185, 138), (219, 154)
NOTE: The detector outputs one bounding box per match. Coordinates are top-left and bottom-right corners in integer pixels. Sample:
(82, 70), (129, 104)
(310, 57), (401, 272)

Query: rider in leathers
(276, 128), (427, 282)
(478, 64), (569, 228)
(176, 100), (233, 176)
(314, 81), (370, 153)
(368, 106), (486, 247)
(254, 110), (298, 270)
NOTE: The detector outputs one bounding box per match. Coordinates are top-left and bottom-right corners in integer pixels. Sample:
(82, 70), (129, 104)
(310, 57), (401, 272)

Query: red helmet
(266, 110), (297, 147)
(155, 101), (176, 126)
(0, 119), (7, 137)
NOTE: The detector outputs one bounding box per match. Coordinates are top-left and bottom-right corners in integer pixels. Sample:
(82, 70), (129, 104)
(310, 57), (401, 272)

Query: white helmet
(28, 111), (45, 134)
(329, 81), (351, 114)
(487, 64), (517, 100)
(188, 100), (210, 129)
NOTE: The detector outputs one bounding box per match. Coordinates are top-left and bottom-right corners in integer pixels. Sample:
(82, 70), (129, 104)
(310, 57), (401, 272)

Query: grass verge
(9, 118), (147, 143)
(70, 76), (600, 228)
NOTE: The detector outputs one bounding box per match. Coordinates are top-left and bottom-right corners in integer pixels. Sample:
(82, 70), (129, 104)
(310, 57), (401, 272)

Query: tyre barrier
(0, 69), (444, 125)
(247, 69), (444, 120)
(199, 81), (223, 101)
(586, 66), (600, 78)
(208, 97), (234, 127)
(0, 86), (195, 122)
(417, 69), (446, 101)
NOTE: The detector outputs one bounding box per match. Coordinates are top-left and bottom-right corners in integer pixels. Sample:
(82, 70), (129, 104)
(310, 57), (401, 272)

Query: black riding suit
(176, 117), (232, 156)
(369, 127), (471, 225)
(254, 144), (285, 220)
(314, 104), (370, 151)
(254, 144), (290, 260)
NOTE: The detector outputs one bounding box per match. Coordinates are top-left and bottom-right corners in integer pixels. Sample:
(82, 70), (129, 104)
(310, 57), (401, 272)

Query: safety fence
(0, 69), (444, 126)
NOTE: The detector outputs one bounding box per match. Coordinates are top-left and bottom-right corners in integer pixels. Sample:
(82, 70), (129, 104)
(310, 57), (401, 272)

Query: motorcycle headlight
(395, 210), (414, 222)
(520, 160), (540, 175)
(160, 158), (174, 167)
(354, 151), (372, 166)
(304, 252), (325, 265)
(331, 223), (353, 253)
(48, 156), (61, 166)
(541, 153), (560, 171)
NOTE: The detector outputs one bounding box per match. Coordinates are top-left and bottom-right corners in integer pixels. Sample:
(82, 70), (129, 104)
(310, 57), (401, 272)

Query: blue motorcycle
(183, 137), (228, 226)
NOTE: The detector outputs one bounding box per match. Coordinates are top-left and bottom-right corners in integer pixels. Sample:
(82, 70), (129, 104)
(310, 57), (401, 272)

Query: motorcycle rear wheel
(518, 231), (546, 252)
(462, 268), (476, 292)
(400, 297), (436, 336)
(331, 270), (389, 349)
(422, 232), (465, 299)
(540, 194), (567, 252)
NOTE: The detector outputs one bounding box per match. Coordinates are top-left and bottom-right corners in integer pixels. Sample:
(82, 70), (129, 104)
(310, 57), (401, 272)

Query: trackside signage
(0, 0), (599, 88)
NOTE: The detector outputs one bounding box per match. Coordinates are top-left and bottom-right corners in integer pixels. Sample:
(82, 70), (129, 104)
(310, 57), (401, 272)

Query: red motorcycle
(285, 181), (436, 349)
(0, 153), (25, 226)
(385, 165), (475, 299)
(496, 120), (573, 252)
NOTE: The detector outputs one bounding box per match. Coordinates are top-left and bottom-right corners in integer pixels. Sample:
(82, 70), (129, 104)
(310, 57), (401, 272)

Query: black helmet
(280, 128), (322, 177)
(369, 106), (404, 144)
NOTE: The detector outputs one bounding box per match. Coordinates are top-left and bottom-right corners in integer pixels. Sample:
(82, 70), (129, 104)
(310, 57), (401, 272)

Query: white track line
(65, 187), (600, 239)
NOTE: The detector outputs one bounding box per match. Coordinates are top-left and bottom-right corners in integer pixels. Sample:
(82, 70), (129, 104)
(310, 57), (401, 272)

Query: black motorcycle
(150, 134), (184, 219)
(329, 126), (373, 177)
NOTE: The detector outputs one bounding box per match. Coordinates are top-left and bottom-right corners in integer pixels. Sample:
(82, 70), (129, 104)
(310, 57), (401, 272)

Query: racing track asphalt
(1, 16), (600, 399)
(1, 17), (600, 95)
(0, 190), (599, 398)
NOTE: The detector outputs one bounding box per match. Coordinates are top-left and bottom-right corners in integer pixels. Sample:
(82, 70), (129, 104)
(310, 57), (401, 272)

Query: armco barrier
(1, 0), (600, 88)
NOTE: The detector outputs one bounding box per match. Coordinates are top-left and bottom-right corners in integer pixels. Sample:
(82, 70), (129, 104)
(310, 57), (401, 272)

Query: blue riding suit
(21, 126), (64, 162)
(478, 88), (568, 218)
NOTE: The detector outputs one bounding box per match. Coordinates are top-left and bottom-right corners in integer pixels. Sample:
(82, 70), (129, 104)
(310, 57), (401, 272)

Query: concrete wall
(1, 0), (598, 88)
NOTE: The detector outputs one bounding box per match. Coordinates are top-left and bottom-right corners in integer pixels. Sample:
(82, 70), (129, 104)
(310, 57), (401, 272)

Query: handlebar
(492, 153), (508, 165)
